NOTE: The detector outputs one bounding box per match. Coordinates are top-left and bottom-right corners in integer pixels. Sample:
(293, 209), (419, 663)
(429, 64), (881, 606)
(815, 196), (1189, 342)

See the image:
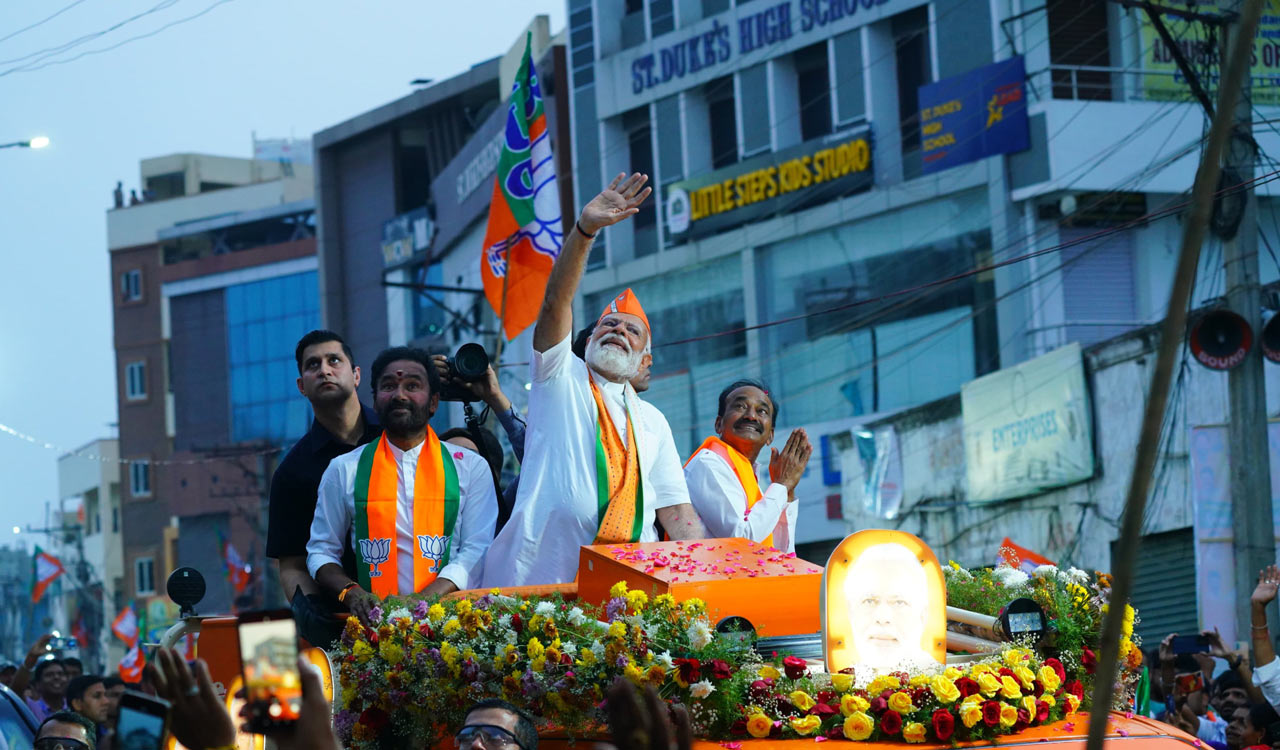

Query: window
(1049, 0), (1112, 100)
(413, 262), (446, 339)
(112, 503), (119, 533)
(85, 489), (100, 536)
(706, 76), (738, 169)
(135, 557), (155, 596)
(622, 0), (646, 49)
(796, 42), (833, 141)
(893, 7), (932, 156)
(125, 360), (147, 401)
(120, 269), (142, 302)
(623, 106), (657, 257)
(650, 0), (674, 37)
(129, 460), (151, 498)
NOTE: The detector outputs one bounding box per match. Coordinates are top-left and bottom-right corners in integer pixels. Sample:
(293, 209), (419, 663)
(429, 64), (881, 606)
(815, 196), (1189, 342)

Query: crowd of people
(268, 173), (815, 645)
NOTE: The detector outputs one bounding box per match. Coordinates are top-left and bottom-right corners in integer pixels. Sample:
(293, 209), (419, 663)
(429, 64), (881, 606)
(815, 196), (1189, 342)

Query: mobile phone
(116, 690), (170, 750)
(238, 609), (301, 732)
(1171, 634), (1211, 654)
(1175, 671), (1206, 696)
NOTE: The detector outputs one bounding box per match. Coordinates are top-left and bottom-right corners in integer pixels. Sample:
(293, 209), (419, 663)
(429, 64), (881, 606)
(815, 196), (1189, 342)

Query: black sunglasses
(455, 724), (526, 750)
(35, 738), (90, 750)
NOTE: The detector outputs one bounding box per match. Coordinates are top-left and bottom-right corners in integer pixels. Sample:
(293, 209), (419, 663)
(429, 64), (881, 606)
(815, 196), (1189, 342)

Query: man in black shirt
(266, 330), (380, 646)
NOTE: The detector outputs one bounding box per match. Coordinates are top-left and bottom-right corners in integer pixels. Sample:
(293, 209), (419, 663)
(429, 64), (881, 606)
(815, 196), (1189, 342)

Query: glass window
(623, 106), (657, 257)
(121, 269), (142, 302)
(412, 262), (447, 339)
(135, 557), (155, 596)
(125, 360), (147, 400)
(756, 190), (994, 426)
(706, 76), (738, 169)
(795, 42), (833, 141)
(226, 271), (319, 444)
(893, 7), (932, 159)
(129, 461), (150, 498)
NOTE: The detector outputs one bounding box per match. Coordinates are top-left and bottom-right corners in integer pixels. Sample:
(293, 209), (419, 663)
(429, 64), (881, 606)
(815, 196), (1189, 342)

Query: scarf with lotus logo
(353, 427), (460, 597)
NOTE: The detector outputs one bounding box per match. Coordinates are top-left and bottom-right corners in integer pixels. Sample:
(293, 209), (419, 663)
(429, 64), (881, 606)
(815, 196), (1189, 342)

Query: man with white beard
(482, 173), (706, 587)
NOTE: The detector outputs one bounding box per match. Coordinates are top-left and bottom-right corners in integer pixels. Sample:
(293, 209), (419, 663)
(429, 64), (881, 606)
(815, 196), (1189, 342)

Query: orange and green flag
(31, 546), (64, 603)
(481, 32), (563, 340)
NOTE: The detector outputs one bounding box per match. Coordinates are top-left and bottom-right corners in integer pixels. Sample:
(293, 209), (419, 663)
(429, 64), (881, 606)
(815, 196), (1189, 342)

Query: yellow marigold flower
(578, 649), (597, 667)
(930, 675), (961, 705)
(527, 637), (544, 660)
(627, 590), (649, 611)
(608, 621), (627, 639)
(1022, 696), (1037, 716)
(999, 675), (1022, 700)
(427, 603), (446, 622)
(353, 640), (375, 664)
(999, 703), (1018, 727)
(456, 599), (472, 615)
(790, 691), (816, 712)
(682, 598), (706, 613)
(977, 672), (1001, 696)
(531, 656), (546, 672)
(1065, 694), (1081, 715)
(747, 714), (773, 739)
(841, 694), (870, 716)
(791, 715), (823, 736)
(610, 581), (630, 598)
(903, 722), (927, 743)
(1038, 665), (1062, 692)
(646, 665), (666, 686)
(493, 655), (505, 672)
(528, 614), (544, 631)
(949, 560), (962, 571)
(441, 641), (459, 666)
(545, 647), (561, 664)
(758, 665), (781, 680)
(960, 703), (983, 728)
(944, 666), (963, 681)
(843, 712), (874, 741)
(379, 640), (404, 666)
(1014, 665), (1036, 690)
(625, 664), (644, 685)
(654, 593), (676, 609)
(442, 618), (461, 637)
(887, 691), (915, 714)
(831, 673), (854, 693)
(867, 674), (902, 695)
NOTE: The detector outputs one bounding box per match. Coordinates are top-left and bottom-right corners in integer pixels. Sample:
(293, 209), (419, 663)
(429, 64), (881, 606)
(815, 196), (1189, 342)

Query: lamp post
(0, 136), (49, 150)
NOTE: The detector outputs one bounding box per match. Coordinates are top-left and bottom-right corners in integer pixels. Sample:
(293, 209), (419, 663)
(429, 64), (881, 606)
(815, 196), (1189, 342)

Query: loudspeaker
(1263, 312), (1280, 364)
(1190, 309), (1253, 370)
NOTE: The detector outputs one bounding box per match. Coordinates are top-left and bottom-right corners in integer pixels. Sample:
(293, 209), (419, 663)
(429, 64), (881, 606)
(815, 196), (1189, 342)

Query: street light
(0, 136), (50, 150)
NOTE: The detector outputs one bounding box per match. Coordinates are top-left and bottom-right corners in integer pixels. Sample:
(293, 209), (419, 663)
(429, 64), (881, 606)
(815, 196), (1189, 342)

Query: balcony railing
(1044, 64), (1199, 103)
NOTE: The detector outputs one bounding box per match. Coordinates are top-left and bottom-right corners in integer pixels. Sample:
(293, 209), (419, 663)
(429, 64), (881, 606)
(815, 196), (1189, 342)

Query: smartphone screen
(1171, 634), (1210, 654)
(116, 691), (169, 750)
(239, 610), (301, 729)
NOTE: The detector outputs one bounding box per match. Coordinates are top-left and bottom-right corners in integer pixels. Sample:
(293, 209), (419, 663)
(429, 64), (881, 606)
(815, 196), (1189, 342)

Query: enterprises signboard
(918, 56), (1029, 175)
(961, 342), (1095, 503)
(663, 127), (873, 242)
(1138, 2), (1280, 105)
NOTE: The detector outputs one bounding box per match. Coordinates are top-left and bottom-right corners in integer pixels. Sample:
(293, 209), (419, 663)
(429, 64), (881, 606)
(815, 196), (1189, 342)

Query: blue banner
(918, 56), (1029, 175)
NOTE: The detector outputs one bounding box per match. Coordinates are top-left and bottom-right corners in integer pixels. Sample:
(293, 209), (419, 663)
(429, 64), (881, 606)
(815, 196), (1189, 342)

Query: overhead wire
(0, 0), (92, 46)
(0, 0), (182, 68)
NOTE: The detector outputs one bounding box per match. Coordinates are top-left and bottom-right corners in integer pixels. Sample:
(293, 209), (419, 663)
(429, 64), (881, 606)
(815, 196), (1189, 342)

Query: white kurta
(684, 448), (798, 553)
(306, 439), (498, 592)
(482, 333), (690, 587)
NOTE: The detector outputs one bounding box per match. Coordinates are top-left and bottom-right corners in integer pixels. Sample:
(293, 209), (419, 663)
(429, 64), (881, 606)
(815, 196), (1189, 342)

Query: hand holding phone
(151, 648), (237, 750)
(1174, 670), (1206, 696)
(1171, 634), (1212, 655)
(239, 610), (302, 733)
(116, 691), (170, 750)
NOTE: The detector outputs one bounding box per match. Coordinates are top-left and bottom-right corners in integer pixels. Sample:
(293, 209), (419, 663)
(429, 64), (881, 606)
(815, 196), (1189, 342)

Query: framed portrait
(821, 530), (947, 674)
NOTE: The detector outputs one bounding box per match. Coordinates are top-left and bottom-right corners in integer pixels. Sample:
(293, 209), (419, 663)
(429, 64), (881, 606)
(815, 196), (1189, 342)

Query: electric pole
(1221, 0), (1275, 640)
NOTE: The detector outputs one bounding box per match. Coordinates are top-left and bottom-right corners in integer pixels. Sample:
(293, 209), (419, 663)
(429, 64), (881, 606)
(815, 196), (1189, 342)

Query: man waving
(484, 173), (706, 587)
(308, 347), (497, 622)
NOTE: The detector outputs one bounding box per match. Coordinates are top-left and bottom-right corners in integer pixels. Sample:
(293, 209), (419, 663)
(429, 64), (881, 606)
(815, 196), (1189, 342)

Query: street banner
(31, 547), (64, 604)
(1138, 2), (1280, 105)
(480, 32), (564, 340)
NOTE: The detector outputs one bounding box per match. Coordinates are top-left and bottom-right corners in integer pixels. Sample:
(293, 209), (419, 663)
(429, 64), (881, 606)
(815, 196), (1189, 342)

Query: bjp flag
(481, 32), (564, 340)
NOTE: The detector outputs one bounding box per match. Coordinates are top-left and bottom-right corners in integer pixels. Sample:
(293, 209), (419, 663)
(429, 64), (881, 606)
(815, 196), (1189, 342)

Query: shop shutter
(1060, 227), (1138, 347)
(1114, 527), (1199, 647)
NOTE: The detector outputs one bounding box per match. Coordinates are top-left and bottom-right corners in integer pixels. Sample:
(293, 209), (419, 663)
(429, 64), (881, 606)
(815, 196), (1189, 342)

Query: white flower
(591, 641), (607, 660)
(944, 565), (973, 581)
(561, 641), (576, 656)
(992, 566), (1030, 587)
(503, 629), (518, 646)
(687, 620), (712, 650)
(1031, 564), (1060, 581)
(535, 601), (556, 617)
(388, 607), (411, 622)
(689, 680), (715, 699)
(656, 651), (675, 669)
(1067, 567), (1090, 585)
(498, 614), (512, 629)
(568, 607), (587, 626)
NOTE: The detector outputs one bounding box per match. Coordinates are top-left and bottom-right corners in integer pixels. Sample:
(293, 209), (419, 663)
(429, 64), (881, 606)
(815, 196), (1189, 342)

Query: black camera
(439, 343), (491, 401)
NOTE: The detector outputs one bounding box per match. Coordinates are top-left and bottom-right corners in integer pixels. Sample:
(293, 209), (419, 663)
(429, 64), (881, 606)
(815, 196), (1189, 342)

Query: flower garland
(331, 560), (1141, 749)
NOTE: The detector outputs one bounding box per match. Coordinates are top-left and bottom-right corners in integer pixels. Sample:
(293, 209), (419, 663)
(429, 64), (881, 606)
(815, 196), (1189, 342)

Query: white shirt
(1256, 657), (1280, 710)
(684, 447), (797, 553)
(482, 333), (691, 587)
(306, 438), (497, 592)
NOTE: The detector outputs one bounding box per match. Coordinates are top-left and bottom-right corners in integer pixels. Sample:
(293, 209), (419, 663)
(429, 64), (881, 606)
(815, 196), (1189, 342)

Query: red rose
(911, 687), (929, 705)
(880, 710), (903, 735)
(998, 667), (1016, 680)
(1014, 708), (1030, 732)
(730, 719), (747, 736)
(750, 679), (773, 701)
(511, 613), (523, 633)
(784, 655), (809, 680)
(1036, 701), (1050, 722)
(1081, 647), (1097, 675)
(1033, 681), (1045, 697)
(710, 659), (733, 680)
(1044, 657), (1067, 683)
(1065, 680), (1084, 700)
(825, 725), (845, 740)
(982, 701), (1001, 727)
(932, 709), (955, 741)
(359, 707), (390, 731)
(956, 676), (981, 697)
(813, 703), (839, 718)
(816, 690), (837, 705)
(870, 696), (888, 714)
(674, 658), (701, 684)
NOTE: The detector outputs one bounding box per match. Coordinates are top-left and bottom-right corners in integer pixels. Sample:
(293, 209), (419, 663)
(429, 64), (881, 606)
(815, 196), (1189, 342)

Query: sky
(0, 0), (566, 550)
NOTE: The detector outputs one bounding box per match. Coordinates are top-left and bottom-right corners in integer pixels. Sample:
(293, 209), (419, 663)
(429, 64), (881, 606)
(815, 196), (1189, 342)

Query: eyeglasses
(35, 738), (90, 750)
(454, 724), (525, 750)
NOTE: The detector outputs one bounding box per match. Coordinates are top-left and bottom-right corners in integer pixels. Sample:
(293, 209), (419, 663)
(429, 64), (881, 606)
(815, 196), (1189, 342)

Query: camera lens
(452, 343), (489, 381)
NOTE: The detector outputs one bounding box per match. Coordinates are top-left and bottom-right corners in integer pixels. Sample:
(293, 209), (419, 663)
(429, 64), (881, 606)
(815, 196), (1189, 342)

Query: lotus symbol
(359, 537), (391, 578)
(417, 534), (450, 573)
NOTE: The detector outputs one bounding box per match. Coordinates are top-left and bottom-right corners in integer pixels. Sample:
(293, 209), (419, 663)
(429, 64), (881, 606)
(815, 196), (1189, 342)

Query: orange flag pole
(494, 267), (511, 364)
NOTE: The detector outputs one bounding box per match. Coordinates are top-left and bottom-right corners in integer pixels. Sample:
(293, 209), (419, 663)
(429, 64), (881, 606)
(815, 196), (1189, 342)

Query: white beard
(585, 334), (642, 382)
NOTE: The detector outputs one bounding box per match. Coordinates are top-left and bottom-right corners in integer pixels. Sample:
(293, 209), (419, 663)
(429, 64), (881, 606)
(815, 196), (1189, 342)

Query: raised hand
(152, 647), (237, 750)
(769, 428), (813, 494)
(1254, 564), (1280, 607)
(606, 679), (691, 750)
(579, 173), (652, 235)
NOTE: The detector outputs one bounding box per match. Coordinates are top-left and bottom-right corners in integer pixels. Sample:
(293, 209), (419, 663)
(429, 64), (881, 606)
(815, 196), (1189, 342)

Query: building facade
(108, 149), (316, 623)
